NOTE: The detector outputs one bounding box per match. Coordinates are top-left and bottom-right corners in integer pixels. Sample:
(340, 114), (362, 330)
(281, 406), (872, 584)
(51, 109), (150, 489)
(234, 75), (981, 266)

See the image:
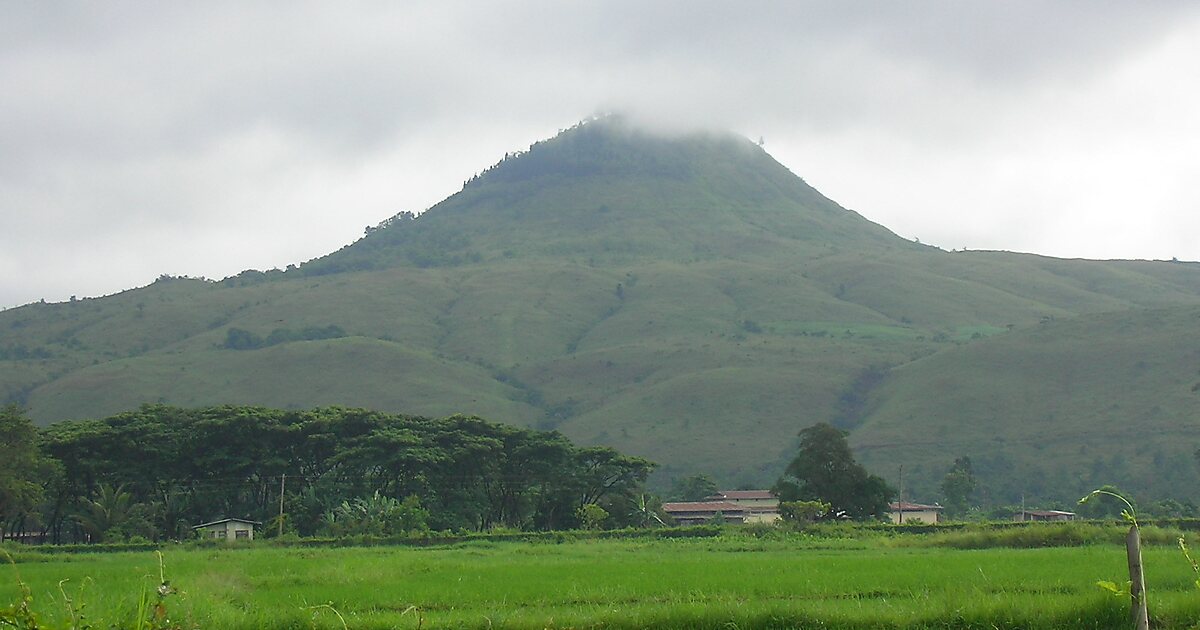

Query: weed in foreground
(1, 549), (187, 630)
(131, 552), (180, 630)
(1, 549), (44, 629)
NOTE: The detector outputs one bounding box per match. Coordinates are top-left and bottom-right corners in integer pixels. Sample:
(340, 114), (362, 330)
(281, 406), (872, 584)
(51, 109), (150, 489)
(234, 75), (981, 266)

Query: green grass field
(6, 531), (1200, 629)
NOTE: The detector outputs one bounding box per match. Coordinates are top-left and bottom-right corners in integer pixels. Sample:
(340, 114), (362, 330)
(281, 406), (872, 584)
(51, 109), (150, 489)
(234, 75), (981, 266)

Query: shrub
(319, 493), (430, 537)
(576, 504), (609, 530)
(901, 522), (1191, 549)
(779, 500), (830, 526)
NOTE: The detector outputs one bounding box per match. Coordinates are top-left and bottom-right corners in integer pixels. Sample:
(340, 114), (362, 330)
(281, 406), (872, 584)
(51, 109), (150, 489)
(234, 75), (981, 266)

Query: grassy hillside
(2, 116), (1199, 498)
(852, 305), (1200, 503)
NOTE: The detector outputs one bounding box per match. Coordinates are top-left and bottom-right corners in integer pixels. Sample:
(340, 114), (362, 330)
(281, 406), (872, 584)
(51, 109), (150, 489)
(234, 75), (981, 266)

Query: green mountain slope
(302, 118), (910, 275)
(851, 305), (1200, 503)
(3, 117), (1199, 499)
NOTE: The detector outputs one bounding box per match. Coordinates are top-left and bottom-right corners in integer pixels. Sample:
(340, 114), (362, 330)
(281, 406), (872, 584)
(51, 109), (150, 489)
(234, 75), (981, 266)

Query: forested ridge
(1, 404), (654, 543)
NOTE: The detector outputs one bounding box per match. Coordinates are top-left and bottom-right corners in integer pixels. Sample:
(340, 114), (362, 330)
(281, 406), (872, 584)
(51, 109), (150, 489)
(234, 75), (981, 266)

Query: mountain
(4, 116), (1200, 502)
(303, 118), (911, 275)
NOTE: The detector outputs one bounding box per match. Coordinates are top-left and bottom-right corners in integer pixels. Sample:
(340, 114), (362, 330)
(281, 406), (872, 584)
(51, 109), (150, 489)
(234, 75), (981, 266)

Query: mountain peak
(467, 115), (762, 187)
(300, 118), (908, 275)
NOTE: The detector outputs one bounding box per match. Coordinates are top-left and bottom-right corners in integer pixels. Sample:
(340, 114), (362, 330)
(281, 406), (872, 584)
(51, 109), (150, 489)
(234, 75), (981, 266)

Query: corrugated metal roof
(192, 517), (263, 529)
(888, 502), (942, 511)
(1017, 510), (1076, 517)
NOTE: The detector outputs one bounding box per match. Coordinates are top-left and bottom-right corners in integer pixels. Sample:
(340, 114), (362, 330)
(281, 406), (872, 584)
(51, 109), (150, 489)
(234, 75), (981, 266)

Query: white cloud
(3, 1), (1200, 308)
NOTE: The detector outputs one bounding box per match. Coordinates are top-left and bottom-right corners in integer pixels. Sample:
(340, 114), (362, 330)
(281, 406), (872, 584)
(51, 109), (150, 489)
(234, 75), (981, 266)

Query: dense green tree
(526, 444), (653, 530)
(940, 456), (977, 517)
(576, 504), (609, 530)
(223, 327), (263, 349)
(669, 473), (719, 501)
(773, 423), (893, 520)
(1143, 498), (1196, 519)
(0, 405), (57, 539)
(74, 484), (156, 542)
(319, 492), (429, 537)
(778, 500), (831, 526)
(627, 494), (667, 527)
(37, 405), (656, 541)
(1076, 484), (1133, 519)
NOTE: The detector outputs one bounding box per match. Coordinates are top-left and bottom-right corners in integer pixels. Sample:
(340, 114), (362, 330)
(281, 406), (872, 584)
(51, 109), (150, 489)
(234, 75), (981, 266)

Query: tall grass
(897, 522), (1190, 549)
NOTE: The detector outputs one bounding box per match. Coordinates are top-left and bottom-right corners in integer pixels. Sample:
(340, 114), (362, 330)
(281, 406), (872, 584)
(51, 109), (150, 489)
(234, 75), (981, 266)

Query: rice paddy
(6, 529), (1200, 628)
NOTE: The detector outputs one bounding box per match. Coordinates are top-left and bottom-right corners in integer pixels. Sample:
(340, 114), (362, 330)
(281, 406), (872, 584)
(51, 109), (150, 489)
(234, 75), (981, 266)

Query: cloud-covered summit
(3, 2), (1199, 308)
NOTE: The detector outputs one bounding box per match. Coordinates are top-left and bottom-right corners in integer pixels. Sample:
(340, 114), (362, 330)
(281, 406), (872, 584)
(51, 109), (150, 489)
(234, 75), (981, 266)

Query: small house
(192, 518), (261, 541)
(1013, 510), (1076, 522)
(888, 502), (943, 524)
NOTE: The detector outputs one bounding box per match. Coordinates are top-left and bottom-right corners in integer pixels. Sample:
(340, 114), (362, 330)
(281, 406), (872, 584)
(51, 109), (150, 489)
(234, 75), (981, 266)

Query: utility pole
(278, 473), (286, 537)
(898, 464), (904, 524)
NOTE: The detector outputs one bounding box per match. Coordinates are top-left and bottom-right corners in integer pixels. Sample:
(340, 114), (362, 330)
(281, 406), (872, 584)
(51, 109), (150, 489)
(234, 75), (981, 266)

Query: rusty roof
(662, 501), (745, 513)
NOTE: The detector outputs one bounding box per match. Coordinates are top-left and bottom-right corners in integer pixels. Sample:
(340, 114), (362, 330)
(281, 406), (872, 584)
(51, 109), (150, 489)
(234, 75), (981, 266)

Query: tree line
(0, 404), (654, 543)
(222, 325), (347, 350)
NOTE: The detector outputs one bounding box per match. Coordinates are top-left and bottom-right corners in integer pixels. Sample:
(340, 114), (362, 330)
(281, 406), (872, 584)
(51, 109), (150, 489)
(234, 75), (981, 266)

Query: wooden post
(1126, 525), (1149, 630)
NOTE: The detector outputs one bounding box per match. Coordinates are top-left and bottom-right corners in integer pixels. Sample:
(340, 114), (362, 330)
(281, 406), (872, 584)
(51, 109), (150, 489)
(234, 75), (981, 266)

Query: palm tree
(74, 484), (135, 542)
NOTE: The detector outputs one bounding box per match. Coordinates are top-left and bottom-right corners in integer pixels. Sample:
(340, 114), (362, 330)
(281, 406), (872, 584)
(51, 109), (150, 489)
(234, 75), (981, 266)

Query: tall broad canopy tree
(36, 404), (656, 541)
(0, 404), (59, 538)
(773, 422), (893, 520)
(668, 473), (720, 502)
(940, 456), (977, 517)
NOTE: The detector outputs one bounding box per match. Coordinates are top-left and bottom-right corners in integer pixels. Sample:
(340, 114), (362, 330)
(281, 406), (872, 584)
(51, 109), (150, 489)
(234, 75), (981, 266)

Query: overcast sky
(3, 2), (1199, 310)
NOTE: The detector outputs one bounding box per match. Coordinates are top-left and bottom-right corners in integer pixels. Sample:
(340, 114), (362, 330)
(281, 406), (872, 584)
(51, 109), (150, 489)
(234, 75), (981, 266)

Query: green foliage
(627, 494), (667, 528)
(0, 345), (52, 361)
(320, 493), (429, 537)
(223, 325), (346, 350)
(668, 473), (719, 502)
(939, 456), (977, 517)
(222, 327), (262, 350)
(778, 500), (830, 526)
(575, 504), (609, 530)
(0, 563), (40, 630)
(1077, 486), (1138, 523)
(33, 405), (654, 541)
(73, 484), (156, 543)
(900, 522), (1187, 550)
(1095, 579), (1130, 597)
(774, 423), (893, 520)
(0, 405), (58, 540)
(1, 548), (185, 630)
(1178, 536), (1200, 591)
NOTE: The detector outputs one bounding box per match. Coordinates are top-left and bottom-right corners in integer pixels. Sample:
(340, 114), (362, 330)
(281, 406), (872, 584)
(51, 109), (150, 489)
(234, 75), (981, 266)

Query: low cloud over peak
(4, 2), (1200, 308)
